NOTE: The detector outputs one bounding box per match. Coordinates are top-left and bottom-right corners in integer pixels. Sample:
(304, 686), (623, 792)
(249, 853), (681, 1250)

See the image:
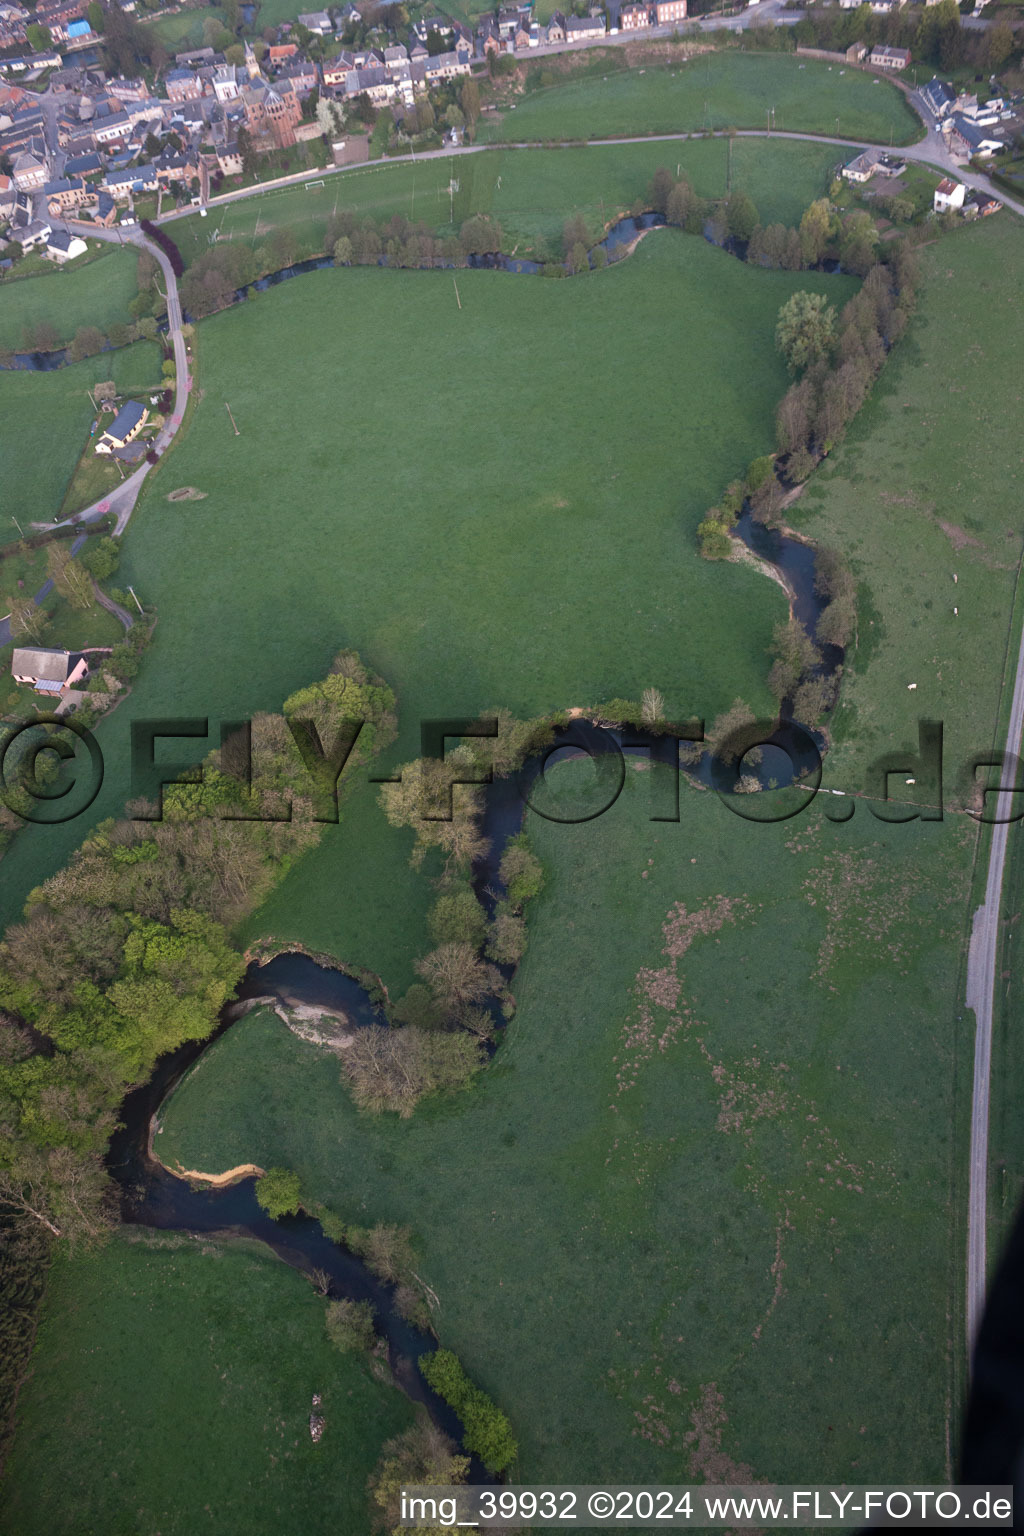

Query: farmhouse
(933, 177), (965, 213)
(95, 400), (148, 455)
(11, 647), (89, 695)
(947, 111), (1006, 158)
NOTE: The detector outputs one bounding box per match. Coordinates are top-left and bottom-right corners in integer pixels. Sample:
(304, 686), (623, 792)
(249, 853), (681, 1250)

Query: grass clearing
(156, 762), (975, 1486)
(0, 1228), (415, 1536)
(0, 245), (140, 352)
(0, 341), (163, 545)
(478, 52), (921, 146)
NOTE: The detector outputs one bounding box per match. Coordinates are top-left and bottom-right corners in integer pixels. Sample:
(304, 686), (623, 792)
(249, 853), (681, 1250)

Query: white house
(46, 229), (88, 262)
(933, 177), (965, 213)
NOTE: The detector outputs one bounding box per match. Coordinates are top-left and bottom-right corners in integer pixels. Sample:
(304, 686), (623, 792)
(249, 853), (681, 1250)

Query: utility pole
(128, 584), (144, 616)
(11, 516), (23, 537)
(225, 402), (240, 435)
(453, 277), (462, 309)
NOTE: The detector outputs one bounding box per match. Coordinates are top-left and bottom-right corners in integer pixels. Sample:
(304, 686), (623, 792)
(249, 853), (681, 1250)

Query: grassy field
(790, 214), (1024, 794)
(0, 233), (854, 932)
(156, 760), (974, 1487)
(0, 245), (140, 353)
(0, 1228), (415, 1536)
(478, 52), (921, 146)
(141, 4), (227, 50)
(175, 138), (844, 268)
(0, 341), (163, 545)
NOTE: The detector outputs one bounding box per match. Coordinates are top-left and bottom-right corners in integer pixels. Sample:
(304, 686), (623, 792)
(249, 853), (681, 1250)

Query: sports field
(0, 1229), (415, 1536)
(173, 138), (844, 267)
(0, 245), (140, 353)
(478, 52), (921, 146)
(0, 232), (853, 930)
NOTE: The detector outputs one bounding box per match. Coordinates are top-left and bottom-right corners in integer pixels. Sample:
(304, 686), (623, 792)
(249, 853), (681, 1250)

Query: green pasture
(478, 52), (921, 146)
(0, 1229), (415, 1536)
(0, 244), (140, 353)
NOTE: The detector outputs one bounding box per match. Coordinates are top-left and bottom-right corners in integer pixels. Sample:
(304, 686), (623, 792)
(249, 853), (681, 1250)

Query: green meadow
(174, 138), (843, 266)
(0, 245), (140, 353)
(791, 214), (1024, 792)
(0, 232), (854, 930)
(0, 340), (163, 545)
(479, 52), (921, 146)
(0, 1229), (414, 1536)
(155, 762), (975, 1487)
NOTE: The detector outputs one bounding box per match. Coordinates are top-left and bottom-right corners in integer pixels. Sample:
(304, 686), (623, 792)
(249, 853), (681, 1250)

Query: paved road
(162, 118), (1024, 226)
(964, 616), (1024, 1355)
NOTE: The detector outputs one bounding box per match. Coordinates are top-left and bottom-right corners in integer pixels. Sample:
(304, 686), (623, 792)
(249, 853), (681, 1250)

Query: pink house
(11, 646), (89, 695)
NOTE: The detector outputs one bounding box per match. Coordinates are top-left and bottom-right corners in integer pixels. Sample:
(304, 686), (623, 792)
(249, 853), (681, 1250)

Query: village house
(869, 45), (911, 70)
(933, 176), (965, 213)
(102, 163), (158, 198)
(275, 58), (319, 93)
(46, 228), (88, 262)
(165, 67), (203, 102)
(44, 174), (89, 214)
(424, 48), (470, 82)
(297, 9), (332, 33)
(95, 399), (148, 455)
(655, 0), (688, 23)
(565, 15), (605, 40)
(11, 647), (89, 695)
(619, 3), (651, 28)
(268, 42), (298, 64)
(13, 216), (51, 250)
(11, 146), (46, 189)
(921, 76), (955, 118)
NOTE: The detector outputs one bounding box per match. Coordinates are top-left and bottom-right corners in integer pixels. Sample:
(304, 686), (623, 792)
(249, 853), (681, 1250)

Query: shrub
(325, 1297), (376, 1353)
(255, 1166), (303, 1218)
(498, 834), (544, 909)
(391, 983), (445, 1031)
(427, 889), (488, 950)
